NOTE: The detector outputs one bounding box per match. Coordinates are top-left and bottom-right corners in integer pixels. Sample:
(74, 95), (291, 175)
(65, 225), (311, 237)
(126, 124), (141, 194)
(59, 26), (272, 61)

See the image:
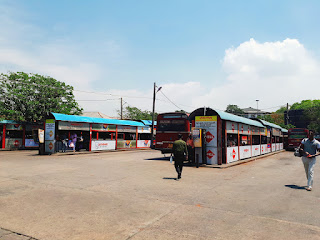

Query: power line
(158, 89), (183, 110)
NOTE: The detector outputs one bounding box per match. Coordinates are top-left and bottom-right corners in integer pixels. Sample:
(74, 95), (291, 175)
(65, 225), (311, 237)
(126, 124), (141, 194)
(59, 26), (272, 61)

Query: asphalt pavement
(0, 150), (319, 240)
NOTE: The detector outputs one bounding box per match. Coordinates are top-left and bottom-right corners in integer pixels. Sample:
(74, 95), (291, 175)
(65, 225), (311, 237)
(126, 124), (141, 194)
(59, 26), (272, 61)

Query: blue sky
(1, 0), (320, 116)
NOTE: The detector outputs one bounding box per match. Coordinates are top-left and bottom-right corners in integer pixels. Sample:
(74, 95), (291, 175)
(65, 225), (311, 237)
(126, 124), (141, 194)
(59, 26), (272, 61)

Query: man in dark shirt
(171, 134), (188, 180)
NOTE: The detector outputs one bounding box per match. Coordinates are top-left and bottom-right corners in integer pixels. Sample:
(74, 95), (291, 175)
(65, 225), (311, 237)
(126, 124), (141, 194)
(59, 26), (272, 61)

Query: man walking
(300, 130), (320, 191)
(171, 134), (188, 180)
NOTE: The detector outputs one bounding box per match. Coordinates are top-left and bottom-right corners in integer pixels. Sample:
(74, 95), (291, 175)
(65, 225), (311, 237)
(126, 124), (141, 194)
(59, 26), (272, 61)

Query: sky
(1, 0), (320, 117)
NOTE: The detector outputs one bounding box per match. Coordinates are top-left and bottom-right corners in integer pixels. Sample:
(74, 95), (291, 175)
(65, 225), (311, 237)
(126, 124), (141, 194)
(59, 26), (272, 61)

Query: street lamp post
(256, 99), (259, 118)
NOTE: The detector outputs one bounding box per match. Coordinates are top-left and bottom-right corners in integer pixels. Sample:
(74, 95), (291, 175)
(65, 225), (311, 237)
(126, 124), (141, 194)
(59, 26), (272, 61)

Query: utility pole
(151, 82), (156, 148)
(286, 103), (289, 125)
(120, 97), (123, 120)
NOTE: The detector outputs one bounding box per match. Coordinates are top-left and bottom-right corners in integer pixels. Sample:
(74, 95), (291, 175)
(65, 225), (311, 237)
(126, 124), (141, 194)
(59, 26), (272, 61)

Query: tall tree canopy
(120, 106), (157, 120)
(290, 100), (320, 133)
(0, 72), (83, 122)
(225, 104), (244, 116)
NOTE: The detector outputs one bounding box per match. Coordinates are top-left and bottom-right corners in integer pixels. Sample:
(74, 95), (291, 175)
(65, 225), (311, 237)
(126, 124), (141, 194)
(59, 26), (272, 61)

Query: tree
(0, 72), (83, 122)
(225, 104), (244, 116)
(290, 100), (320, 133)
(120, 106), (157, 120)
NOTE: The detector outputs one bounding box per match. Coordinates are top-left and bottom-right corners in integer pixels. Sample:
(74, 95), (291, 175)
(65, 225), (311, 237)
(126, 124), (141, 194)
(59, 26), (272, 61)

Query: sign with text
(117, 126), (137, 133)
(45, 120), (55, 141)
(91, 140), (116, 151)
(92, 123), (116, 132)
(226, 121), (238, 134)
(6, 124), (23, 131)
(58, 121), (89, 131)
(137, 126), (151, 133)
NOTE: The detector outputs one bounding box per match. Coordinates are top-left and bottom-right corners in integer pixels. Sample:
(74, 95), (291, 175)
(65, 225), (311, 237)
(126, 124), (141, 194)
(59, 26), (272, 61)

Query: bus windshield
(157, 120), (186, 131)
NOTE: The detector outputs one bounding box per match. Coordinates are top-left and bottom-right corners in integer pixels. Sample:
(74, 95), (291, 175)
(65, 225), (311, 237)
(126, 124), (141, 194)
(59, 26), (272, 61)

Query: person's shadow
(163, 177), (177, 180)
(285, 184), (306, 190)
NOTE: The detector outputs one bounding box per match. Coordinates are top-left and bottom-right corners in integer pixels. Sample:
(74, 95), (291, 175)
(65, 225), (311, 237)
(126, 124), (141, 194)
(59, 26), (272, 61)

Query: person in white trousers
(300, 130), (320, 191)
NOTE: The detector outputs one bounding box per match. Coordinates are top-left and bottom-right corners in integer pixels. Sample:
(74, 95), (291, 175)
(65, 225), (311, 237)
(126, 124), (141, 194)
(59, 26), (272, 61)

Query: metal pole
(151, 82), (156, 148)
(120, 97), (123, 120)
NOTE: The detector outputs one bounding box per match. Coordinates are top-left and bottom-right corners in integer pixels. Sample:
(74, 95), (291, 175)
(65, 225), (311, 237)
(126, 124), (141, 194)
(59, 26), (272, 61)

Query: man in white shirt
(300, 130), (320, 191)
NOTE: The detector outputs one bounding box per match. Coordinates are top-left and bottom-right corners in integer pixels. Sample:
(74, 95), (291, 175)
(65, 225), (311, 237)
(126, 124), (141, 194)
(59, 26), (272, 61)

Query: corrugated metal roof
(258, 119), (283, 129)
(51, 113), (145, 126)
(141, 120), (157, 126)
(0, 120), (20, 124)
(281, 128), (288, 133)
(214, 109), (265, 128)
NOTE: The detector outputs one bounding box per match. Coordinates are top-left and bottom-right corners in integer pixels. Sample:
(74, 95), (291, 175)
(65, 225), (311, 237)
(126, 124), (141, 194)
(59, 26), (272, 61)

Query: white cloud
(1, 3), (319, 118)
(194, 38), (320, 112)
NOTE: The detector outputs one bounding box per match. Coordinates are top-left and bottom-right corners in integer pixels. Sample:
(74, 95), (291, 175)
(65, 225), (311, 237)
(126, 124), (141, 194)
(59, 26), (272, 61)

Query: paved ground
(0, 150), (320, 240)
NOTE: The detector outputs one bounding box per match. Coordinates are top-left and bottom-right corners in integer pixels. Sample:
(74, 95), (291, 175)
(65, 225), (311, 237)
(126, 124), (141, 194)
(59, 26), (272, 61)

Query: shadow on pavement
(163, 177), (177, 180)
(145, 157), (169, 161)
(285, 184), (306, 190)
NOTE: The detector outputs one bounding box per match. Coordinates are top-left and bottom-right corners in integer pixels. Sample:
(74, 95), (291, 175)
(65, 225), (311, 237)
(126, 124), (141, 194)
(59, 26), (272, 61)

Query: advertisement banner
(5, 138), (22, 149)
(252, 127), (260, 136)
(260, 128), (267, 136)
(227, 146), (239, 163)
(25, 139), (39, 147)
(226, 121), (238, 134)
(280, 143), (283, 149)
(195, 116), (217, 147)
(272, 143), (276, 152)
(45, 140), (55, 153)
(276, 143), (280, 151)
(192, 128), (201, 147)
(206, 147), (218, 165)
(239, 124), (251, 135)
(117, 126), (137, 133)
(92, 124), (116, 132)
(261, 144), (268, 154)
(137, 126), (151, 133)
(117, 140), (136, 148)
(91, 140), (116, 151)
(6, 124), (23, 130)
(58, 121), (89, 131)
(137, 140), (151, 148)
(45, 120), (55, 141)
(252, 145), (260, 157)
(239, 146), (251, 159)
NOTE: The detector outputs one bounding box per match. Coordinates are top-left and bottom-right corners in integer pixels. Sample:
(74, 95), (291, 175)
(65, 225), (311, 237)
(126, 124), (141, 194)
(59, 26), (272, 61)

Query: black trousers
(174, 157), (184, 177)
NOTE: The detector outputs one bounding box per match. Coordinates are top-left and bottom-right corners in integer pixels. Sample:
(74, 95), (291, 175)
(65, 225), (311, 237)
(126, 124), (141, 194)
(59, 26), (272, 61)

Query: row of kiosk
(189, 108), (288, 165)
(1, 109), (287, 165)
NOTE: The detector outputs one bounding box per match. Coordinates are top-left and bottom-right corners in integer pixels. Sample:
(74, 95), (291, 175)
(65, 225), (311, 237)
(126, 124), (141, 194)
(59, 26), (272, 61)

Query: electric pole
(151, 82), (156, 148)
(120, 97), (123, 120)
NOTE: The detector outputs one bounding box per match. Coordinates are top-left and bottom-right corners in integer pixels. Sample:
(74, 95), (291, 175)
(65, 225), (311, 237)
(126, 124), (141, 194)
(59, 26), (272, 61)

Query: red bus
(155, 112), (190, 154)
(287, 128), (309, 150)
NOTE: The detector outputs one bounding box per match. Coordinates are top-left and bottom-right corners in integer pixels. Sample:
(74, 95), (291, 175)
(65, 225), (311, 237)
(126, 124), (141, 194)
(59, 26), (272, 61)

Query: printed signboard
(91, 140), (116, 151)
(45, 140), (55, 153)
(226, 121), (238, 134)
(137, 140), (151, 148)
(117, 126), (137, 133)
(58, 121), (89, 131)
(280, 143), (283, 149)
(25, 139), (39, 147)
(45, 120), (55, 141)
(117, 140), (136, 148)
(192, 128), (201, 148)
(272, 143), (276, 152)
(239, 124), (251, 135)
(276, 143), (280, 151)
(252, 145), (260, 157)
(260, 128), (267, 136)
(137, 126), (151, 133)
(206, 147), (218, 165)
(195, 116), (218, 165)
(227, 146), (239, 163)
(239, 146), (251, 159)
(92, 124), (116, 132)
(6, 124), (23, 130)
(5, 138), (22, 149)
(261, 144), (268, 154)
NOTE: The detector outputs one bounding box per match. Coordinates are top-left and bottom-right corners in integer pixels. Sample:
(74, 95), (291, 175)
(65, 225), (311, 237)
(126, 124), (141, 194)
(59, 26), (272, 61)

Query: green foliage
(290, 100), (320, 133)
(0, 72), (83, 122)
(258, 114), (294, 130)
(225, 104), (244, 116)
(120, 106), (157, 120)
